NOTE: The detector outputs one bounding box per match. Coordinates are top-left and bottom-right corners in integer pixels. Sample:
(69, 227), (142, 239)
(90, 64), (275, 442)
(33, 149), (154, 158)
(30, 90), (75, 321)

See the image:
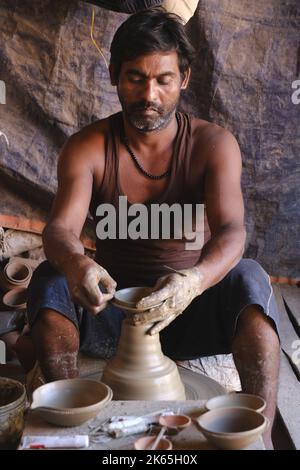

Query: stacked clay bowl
(0, 259), (32, 310)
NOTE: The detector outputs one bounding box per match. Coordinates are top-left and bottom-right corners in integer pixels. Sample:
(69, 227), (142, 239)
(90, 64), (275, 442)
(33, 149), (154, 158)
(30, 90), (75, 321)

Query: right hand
(64, 254), (117, 314)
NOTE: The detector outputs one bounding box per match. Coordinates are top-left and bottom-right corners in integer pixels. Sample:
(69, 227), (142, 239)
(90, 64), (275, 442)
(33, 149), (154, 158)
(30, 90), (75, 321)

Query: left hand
(131, 267), (204, 335)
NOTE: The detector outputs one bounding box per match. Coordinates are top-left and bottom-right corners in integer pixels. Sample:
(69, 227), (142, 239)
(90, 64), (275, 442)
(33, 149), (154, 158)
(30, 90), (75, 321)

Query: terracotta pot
(2, 287), (27, 310)
(0, 260), (32, 292)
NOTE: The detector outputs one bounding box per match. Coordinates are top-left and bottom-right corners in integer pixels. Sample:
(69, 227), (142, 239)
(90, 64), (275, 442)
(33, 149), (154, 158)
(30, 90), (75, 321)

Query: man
(27, 8), (279, 448)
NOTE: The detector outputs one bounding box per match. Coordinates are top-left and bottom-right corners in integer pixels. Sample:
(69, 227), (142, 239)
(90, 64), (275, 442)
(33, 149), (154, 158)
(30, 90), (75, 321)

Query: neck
(122, 112), (178, 153)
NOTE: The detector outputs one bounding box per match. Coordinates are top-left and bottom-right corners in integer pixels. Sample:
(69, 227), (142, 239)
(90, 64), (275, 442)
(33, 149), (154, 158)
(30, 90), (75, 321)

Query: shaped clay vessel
(102, 319), (186, 400)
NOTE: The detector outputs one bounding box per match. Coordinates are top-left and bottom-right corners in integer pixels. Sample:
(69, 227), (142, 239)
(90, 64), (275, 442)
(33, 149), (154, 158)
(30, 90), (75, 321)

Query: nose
(140, 79), (158, 103)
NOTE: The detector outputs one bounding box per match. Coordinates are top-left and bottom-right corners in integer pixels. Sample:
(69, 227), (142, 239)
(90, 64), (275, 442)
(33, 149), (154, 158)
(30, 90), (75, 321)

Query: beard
(119, 96), (179, 132)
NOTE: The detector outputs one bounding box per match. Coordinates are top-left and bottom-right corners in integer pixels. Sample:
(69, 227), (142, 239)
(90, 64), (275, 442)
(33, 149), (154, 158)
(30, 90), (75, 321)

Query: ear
(180, 67), (191, 90)
(109, 64), (117, 86)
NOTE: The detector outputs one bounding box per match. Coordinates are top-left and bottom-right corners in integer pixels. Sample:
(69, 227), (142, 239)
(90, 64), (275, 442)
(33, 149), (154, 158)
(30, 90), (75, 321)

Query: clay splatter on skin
(131, 267), (204, 335)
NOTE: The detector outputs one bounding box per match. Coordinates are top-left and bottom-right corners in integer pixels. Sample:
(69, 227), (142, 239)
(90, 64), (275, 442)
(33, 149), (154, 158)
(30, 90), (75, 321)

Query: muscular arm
(43, 134), (93, 272)
(43, 131), (116, 313)
(195, 129), (246, 291)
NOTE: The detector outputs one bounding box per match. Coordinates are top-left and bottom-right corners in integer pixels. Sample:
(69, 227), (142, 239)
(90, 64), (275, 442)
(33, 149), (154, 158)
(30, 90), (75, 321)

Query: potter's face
(113, 52), (190, 132)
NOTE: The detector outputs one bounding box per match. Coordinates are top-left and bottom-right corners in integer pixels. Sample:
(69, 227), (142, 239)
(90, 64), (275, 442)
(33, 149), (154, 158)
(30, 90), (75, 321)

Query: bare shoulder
(59, 117), (110, 167)
(190, 116), (241, 167)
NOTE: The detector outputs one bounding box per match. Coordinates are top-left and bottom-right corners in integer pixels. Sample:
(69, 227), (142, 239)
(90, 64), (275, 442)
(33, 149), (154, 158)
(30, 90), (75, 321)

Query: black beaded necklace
(122, 135), (171, 180)
(121, 114), (180, 180)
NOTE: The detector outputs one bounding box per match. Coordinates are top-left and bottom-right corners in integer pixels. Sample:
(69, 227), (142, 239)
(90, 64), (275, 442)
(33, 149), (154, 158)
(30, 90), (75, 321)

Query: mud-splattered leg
(31, 309), (79, 381)
(232, 305), (280, 450)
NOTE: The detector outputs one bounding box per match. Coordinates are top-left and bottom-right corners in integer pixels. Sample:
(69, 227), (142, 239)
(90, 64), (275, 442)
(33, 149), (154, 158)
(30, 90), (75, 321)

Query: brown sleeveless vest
(90, 111), (210, 288)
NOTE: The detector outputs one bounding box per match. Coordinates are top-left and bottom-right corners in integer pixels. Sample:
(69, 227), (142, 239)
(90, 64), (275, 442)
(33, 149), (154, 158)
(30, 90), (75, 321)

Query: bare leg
(31, 309), (80, 382)
(232, 305), (280, 450)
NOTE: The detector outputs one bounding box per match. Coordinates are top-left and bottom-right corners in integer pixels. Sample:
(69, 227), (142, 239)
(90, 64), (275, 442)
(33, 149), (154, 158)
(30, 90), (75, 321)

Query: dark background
(0, 0), (299, 276)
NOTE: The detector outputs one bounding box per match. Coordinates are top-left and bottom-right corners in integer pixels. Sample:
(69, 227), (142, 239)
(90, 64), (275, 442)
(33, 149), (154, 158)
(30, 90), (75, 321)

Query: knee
(27, 260), (70, 310)
(28, 261), (61, 289)
(33, 308), (73, 331)
(236, 306), (280, 343)
(230, 259), (269, 285)
(32, 309), (79, 351)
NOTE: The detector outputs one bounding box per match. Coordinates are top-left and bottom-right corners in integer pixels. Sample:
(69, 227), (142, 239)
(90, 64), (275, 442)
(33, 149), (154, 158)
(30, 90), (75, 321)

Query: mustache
(130, 102), (163, 113)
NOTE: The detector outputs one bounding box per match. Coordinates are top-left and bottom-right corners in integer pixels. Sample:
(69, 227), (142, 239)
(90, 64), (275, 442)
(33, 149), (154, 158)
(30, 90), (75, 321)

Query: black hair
(110, 7), (196, 81)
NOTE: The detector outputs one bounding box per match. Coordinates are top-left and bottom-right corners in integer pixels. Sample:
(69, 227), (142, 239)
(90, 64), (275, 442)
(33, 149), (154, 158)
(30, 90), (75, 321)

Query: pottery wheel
(79, 357), (226, 400)
(178, 366), (226, 399)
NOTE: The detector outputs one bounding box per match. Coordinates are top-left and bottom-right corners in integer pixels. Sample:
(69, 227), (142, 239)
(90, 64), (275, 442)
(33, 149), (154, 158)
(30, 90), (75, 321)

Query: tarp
(0, 0), (299, 276)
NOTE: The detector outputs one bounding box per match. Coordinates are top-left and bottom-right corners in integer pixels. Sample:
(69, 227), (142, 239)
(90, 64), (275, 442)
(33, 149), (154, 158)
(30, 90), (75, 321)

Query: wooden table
(21, 400), (265, 450)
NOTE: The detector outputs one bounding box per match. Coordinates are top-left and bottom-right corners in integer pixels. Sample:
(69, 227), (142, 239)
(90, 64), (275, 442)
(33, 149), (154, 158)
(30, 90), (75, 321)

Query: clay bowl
(205, 393), (266, 413)
(2, 287), (27, 309)
(5, 260), (32, 284)
(112, 286), (163, 312)
(159, 414), (191, 435)
(134, 435), (173, 450)
(30, 378), (113, 426)
(197, 407), (268, 450)
(0, 260), (32, 291)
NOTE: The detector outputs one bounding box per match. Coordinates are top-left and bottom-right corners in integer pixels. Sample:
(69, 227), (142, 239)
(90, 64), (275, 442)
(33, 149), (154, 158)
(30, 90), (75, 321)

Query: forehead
(120, 51), (180, 75)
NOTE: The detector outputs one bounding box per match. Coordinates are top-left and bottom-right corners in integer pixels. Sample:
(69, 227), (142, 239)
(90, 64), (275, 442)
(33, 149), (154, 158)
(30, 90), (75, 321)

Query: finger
(73, 288), (103, 315)
(98, 269), (117, 294)
(148, 314), (177, 335)
(132, 310), (167, 325)
(83, 267), (116, 305)
(136, 283), (177, 309)
(82, 280), (115, 306)
(82, 282), (102, 305)
(95, 301), (109, 314)
(132, 300), (171, 324)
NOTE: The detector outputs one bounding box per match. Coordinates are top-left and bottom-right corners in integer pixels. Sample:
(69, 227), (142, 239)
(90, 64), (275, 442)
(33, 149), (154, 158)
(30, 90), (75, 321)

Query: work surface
(21, 400), (265, 450)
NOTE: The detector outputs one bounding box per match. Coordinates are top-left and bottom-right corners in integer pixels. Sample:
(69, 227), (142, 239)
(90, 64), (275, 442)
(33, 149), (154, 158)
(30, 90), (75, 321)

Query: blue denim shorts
(26, 259), (280, 360)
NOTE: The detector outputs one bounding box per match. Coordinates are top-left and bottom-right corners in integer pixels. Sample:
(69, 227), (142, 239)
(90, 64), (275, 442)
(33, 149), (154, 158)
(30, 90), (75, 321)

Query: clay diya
(134, 435), (172, 450)
(102, 286), (186, 400)
(158, 414), (191, 435)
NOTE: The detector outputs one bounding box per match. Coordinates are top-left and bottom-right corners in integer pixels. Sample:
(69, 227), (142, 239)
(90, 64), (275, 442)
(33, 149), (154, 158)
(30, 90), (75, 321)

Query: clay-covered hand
(65, 254), (117, 314)
(132, 267), (204, 335)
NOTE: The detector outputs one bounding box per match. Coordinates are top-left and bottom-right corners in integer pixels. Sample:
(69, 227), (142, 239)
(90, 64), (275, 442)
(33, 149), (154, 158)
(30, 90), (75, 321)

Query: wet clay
(0, 378), (26, 449)
(102, 318), (186, 400)
(104, 287), (186, 400)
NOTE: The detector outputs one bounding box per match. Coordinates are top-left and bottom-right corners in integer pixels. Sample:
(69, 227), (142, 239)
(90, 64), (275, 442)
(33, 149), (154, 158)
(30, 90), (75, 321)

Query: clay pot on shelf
(2, 287), (28, 310)
(0, 259), (32, 292)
